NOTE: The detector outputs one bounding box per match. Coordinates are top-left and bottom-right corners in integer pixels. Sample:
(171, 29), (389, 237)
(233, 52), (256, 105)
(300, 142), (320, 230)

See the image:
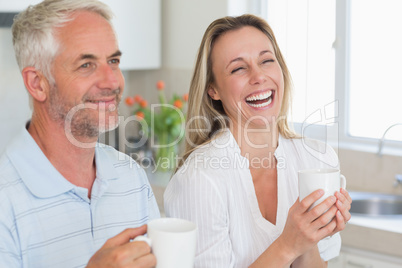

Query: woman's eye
(263, 59), (275, 64)
(231, 67), (244, 74)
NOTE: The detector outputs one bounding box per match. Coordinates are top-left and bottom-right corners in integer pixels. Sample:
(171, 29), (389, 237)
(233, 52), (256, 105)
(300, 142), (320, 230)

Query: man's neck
(28, 116), (97, 196)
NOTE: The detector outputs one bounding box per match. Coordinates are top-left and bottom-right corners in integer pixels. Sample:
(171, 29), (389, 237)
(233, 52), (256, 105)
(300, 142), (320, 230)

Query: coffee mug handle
(133, 235), (152, 247)
(340, 174), (347, 189)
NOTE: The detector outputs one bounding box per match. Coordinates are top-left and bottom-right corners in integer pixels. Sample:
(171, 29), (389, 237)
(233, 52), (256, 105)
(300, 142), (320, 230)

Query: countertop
(349, 214), (402, 234)
(343, 214), (402, 259)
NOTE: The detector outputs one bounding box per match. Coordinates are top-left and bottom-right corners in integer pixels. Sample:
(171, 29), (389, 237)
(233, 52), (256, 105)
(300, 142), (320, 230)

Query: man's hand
(87, 225), (156, 268)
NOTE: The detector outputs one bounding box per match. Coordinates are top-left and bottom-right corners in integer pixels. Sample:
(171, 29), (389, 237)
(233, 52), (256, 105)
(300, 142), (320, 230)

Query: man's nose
(98, 64), (120, 90)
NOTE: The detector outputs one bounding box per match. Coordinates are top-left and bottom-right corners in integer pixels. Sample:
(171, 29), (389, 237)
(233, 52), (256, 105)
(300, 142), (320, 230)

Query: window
(266, 0), (336, 124)
(263, 0), (402, 152)
(348, 0), (402, 141)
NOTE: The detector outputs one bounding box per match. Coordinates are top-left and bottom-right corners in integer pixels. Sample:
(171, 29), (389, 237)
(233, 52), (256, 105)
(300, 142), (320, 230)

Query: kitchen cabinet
(100, 0), (161, 70)
(329, 248), (402, 268)
(328, 254), (344, 268)
(0, 0), (161, 70)
(343, 253), (401, 268)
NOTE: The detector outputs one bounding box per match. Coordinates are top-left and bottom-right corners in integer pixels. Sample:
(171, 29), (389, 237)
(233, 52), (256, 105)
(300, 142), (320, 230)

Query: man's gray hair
(12, 0), (114, 85)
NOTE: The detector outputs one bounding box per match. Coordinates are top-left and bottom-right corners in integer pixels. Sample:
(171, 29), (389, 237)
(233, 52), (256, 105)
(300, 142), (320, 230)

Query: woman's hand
(330, 188), (352, 234)
(276, 189), (338, 262)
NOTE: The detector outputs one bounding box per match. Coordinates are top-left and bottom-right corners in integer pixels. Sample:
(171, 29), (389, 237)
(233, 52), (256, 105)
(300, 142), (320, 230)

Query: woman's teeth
(246, 91), (272, 102)
(248, 98), (272, 108)
(245, 91), (273, 108)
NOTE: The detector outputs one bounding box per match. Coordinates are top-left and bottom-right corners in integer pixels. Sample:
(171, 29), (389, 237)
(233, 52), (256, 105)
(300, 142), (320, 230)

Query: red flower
(156, 80), (165, 91)
(182, 93), (189, 102)
(134, 95), (143, 102)
(174, 99), (183, 109)
(139, 100), (148, 108)
(136, 111), (145, 119)
(125, 96), (135, 106)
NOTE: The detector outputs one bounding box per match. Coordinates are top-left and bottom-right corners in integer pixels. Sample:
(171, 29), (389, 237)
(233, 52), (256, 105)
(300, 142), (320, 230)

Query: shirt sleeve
(164, 166), (235, 268)
(0, 193), (21, 267)
(317, 233), (341, 261)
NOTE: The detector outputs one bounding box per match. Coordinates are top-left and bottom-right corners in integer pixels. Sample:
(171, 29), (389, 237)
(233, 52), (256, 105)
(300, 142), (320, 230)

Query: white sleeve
(318, 233), (341, 261)
(164, 166), (235, 268)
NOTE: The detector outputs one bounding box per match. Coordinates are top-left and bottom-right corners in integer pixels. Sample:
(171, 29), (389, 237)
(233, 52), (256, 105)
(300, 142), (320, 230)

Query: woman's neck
(230, 121), (279, 164)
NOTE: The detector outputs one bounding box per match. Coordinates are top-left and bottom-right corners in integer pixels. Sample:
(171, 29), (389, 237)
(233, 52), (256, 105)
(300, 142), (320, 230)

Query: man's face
(49, 10), (124, 139)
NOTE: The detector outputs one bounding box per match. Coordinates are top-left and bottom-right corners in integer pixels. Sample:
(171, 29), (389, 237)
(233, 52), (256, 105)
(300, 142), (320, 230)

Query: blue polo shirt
(0, 127), (160, 267)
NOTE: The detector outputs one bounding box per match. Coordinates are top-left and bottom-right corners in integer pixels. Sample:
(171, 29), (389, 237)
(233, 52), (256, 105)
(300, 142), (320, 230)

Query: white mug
(298, 168), (346, 209)
(134, 218), (197, 268)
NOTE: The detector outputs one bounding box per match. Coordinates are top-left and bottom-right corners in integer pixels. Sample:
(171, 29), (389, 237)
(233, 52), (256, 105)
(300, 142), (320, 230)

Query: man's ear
(207, 85), (221, 101)
(22, 67), (50, 102)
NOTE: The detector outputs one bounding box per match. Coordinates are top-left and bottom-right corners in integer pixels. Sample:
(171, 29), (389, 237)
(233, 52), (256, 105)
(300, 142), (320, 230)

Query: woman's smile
(245, 89), (275, 109)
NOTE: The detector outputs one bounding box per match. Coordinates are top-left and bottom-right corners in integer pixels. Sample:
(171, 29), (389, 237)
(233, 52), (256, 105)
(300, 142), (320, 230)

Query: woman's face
(209, 26), (284, 128)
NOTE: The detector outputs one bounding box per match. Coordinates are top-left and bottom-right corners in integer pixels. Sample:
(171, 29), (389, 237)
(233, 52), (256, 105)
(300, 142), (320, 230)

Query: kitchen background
(1, 0), (402, 267)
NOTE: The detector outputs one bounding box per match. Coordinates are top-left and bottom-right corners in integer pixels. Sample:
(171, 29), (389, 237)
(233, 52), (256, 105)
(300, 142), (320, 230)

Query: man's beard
(48, 85), (121, 139)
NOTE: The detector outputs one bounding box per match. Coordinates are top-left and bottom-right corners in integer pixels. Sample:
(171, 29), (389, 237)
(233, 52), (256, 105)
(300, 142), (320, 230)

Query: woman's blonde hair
(178, 14), (296, 169)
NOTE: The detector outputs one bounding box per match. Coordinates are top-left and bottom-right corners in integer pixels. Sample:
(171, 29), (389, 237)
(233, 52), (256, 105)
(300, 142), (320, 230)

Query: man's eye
(110, 58), (120, 64)
(80, 63), (91, 69)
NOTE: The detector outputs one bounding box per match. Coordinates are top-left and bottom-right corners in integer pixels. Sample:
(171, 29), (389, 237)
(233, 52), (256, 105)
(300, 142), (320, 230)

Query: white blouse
(164, 129), (341, 268)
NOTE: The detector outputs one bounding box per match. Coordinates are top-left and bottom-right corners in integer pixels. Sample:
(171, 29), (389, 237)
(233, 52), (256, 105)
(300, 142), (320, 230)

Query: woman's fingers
(340, 188), (353, 204)
(306, 195), (337, 222)
(298, 189), (325, 213)
(335, 191), (351, 209)
(328, 210), (347, 236)
(335, 190), (352, 223)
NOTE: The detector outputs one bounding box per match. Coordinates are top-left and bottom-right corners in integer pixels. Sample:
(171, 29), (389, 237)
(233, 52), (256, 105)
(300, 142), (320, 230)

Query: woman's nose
(249, 66), (267, 85)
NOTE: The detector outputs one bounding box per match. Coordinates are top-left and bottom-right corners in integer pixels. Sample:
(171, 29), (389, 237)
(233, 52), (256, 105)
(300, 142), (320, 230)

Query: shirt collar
(274, 134), (285, 158)
(6, 127), (118, 198)
(94, 145), (119, 182)
(216, 128), (284, 154)
(212, 128), (242, 154)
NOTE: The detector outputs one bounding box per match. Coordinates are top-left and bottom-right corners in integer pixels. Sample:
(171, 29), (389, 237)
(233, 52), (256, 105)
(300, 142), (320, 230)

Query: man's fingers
(119, 240), (152, 262)
(104, 225), (148, 248)
(131, 252), (157, 268)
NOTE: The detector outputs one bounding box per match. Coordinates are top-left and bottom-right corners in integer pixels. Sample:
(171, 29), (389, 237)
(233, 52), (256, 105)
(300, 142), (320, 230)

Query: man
(0, 0), (159, 267)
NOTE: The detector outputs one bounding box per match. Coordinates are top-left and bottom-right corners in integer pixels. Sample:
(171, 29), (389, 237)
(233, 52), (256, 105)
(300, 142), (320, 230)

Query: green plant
(125, 80), (188, 171)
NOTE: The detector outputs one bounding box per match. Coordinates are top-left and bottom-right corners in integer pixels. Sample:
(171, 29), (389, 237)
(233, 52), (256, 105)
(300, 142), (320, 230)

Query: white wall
(161, 0), (228, 69)
(0, 29), (31, 154)
(122, 0), (231, 121)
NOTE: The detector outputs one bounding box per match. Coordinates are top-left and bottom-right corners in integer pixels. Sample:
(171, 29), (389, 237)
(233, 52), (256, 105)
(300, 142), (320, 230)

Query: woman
(164, 14), (351, 267)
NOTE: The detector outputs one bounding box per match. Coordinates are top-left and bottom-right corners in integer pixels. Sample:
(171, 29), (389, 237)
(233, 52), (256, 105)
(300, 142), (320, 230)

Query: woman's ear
(22, 67), (50, 102)
(207, 85), (221, 101)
